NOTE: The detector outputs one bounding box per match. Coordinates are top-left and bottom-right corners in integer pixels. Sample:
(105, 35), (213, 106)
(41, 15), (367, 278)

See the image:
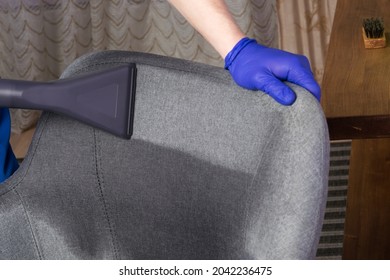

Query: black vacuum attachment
(0, 64), (137, 139)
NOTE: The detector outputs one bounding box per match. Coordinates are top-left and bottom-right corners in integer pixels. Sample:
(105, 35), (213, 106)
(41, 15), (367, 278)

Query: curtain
(0, 0), (278, 133)
(276, 0), (338, 84)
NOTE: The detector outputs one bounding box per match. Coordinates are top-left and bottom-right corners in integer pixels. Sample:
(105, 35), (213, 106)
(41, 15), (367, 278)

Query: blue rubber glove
(225, 37), (321, 105)
(0, 108), (19, 183)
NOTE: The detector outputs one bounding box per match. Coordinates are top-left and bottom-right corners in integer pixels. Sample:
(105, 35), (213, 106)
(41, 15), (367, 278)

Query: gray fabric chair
(0, 51), (329, 259)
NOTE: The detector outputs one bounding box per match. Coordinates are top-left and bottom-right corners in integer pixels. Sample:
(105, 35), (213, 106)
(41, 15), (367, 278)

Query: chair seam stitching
(13, 189), (43, 259)
(93, 130), (119, 259)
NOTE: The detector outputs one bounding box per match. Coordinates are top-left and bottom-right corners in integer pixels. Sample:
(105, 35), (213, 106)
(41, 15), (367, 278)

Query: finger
(255, 77), (297, 106)
(287, 67), (321, 101)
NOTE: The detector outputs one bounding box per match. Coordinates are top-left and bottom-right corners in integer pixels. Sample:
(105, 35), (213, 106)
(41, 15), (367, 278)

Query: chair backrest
(0, 51), (329, 259)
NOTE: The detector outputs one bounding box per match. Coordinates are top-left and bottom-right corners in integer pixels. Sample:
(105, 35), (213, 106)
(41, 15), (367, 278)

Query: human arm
(168, 0), (321, 105)
(167, 0), (244, 58)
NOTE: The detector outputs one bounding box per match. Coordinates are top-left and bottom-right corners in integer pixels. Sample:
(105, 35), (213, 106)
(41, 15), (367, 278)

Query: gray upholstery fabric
(0, 51), (329, 259)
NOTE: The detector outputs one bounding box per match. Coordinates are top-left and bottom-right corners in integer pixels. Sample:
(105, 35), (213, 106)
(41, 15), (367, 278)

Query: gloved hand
(225, 37), (321, 105)
(0, 108), (19, 183)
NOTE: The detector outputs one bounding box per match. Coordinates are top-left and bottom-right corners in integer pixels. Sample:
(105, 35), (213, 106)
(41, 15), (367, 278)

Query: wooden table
(321, 0), (390, 259)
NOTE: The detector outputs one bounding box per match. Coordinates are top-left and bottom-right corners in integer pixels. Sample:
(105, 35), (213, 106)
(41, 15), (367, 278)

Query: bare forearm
(168, 0), (245, 58)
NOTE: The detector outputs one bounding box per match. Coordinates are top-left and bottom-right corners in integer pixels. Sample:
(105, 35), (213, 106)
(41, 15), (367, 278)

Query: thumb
(287, 67), (321, 102)
(256, 77), (297, 106)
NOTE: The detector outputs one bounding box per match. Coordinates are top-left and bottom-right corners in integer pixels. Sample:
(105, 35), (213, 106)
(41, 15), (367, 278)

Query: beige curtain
(0, 0), (278, 133)
(276, 0), (338, 84)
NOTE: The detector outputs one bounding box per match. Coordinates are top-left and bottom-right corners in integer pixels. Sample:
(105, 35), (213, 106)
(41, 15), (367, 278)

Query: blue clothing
(0, 108), (19, 183)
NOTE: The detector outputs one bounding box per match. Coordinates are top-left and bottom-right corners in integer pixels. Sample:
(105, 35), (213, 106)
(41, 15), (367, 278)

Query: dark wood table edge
(327, 115), (390, 140)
